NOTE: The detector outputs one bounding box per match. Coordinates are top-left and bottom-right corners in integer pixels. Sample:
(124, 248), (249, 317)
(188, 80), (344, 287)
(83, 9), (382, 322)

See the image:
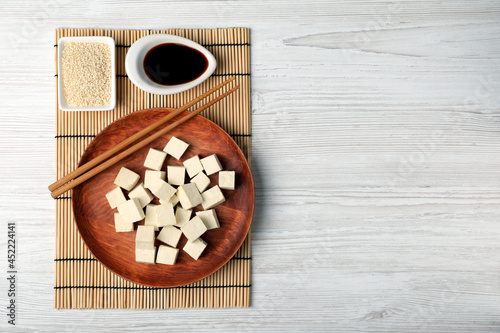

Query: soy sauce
(143, 43), (209, 86)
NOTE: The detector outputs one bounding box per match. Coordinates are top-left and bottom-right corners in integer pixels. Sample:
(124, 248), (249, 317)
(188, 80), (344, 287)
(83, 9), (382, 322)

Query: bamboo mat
(54, 28), (251, 309)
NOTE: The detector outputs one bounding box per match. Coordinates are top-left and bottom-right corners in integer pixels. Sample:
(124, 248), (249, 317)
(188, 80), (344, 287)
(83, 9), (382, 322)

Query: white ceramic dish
(57, 36), (116, 111)
(125, 34), (216, 95)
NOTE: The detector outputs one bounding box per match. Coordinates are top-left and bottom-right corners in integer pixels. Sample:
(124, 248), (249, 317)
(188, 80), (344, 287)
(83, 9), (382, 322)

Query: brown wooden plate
(72, 108), (254, 287)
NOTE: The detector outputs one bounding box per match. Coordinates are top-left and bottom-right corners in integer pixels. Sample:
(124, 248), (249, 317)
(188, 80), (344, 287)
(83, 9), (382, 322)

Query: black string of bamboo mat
(54, 73), (250, 77)
(55, 42), (250, 48)
(55, 134), (251, 139)
(54, 285), (251, 290)
(54, 257), (251, 261)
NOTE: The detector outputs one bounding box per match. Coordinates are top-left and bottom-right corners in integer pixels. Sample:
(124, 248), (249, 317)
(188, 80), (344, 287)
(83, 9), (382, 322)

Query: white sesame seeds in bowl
(57, 36), (116, 111)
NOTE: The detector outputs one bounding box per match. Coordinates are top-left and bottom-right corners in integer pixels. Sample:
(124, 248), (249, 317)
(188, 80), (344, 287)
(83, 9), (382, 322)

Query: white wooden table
(1, 0), (499, 331)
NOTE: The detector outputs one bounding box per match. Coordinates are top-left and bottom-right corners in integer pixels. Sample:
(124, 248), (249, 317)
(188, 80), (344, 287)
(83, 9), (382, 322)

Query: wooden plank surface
(0, 0), (499, 331)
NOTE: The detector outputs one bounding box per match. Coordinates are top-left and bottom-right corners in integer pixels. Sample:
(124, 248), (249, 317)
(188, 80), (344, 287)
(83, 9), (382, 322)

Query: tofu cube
(117, 198), (145, 223)
(144, 148), (167, 170)
(156, 245), (179, 265)
(196, 209), (220, 230)
(105, 186), (127, 209)
(167, 165), (186, 186)
(171, 194), (180, 206)
(149, 178), (176, 201)
(200, 154), (222, 176)
(175, 207), (192, 228)
(114, 167), (140, 190)
(114, 212), (134, 232)
(144, 170), (166, 189)
(135, 242), (156, 264)
(219, 171), (235, 190)
(157, 225), (182, 248)
(155, 203), (176, 227)
(191, 171), (210, 193)
(183, 155), (203, 178)
(135, 225), (155, 244)
(128, 183), (154, 208)
(177, 183), (203, 209)
(163, 136), (189, 160)
(183, 238), (207, 260)
(181, 216), (208, 241)
(201, 186), (226, 210)
(144, 204), (159, 231)
(159, 194), (179, 207)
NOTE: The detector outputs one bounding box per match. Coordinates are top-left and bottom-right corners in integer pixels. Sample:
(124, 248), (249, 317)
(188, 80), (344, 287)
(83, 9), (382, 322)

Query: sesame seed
(62, 42), (112, 107)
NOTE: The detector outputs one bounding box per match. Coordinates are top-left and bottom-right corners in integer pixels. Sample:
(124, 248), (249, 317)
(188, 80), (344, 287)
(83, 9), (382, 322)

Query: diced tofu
(159, 194), (179, 207)
(149, 177), (176, 201)
(117, 198), (145, 223)
(135, 242), (156, 264)
(156, 245), (179, 265)
(177, 183), (203, 209)
(181, 216), (208, 240)
(163, 136), (189, 160)
(200, 154), (222, 176)
(143, 203), (175, 230)
(175, 207), (192, 228)
(167, 165), (186, 186)
(201, 186), (226, 210)
(144, 204), (159, 231)
(183, 155), (203, 178)
(128, 183), (154, 208)
(114, 167), (140, 190)
(135, 225), (155, 244)
(183, 238), (207, 260)
(157, 225), (182, 248)
(114, 212), (134, 232)
(144, 170), (166, 189)
(218, 171), (235, 190)
(144, 148), (167, 170)
(105, 186), (127, 209)
(155, 203), (176, 227)
(196, 209), (220, 230)
(191, 171), (210, 193)
(171, 194), (180, 206)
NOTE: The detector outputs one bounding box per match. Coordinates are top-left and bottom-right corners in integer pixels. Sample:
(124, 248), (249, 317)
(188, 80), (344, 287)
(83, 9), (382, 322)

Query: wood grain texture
(0, 0), (500, 331)
(73, 108), (254, 287)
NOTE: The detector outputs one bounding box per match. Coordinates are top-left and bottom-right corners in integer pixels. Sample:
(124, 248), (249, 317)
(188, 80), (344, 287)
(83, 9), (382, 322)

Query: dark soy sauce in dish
(143, 43), (209, 86)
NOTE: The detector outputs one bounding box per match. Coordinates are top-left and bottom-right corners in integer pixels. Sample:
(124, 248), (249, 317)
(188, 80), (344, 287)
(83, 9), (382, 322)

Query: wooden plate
(72, 108), (254, 287)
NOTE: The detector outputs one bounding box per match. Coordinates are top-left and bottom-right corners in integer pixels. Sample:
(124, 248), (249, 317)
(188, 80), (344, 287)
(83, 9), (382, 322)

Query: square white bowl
(57, 36), (116, 111)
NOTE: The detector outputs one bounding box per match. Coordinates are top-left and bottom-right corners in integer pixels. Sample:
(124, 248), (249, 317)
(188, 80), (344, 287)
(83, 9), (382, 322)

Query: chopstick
(50, 83), (239, 199)
(48, 77), (235, 193)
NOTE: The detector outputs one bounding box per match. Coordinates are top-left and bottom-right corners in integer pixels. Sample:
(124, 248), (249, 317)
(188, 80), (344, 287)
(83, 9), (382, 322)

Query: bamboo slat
(54, 28), (251, 309)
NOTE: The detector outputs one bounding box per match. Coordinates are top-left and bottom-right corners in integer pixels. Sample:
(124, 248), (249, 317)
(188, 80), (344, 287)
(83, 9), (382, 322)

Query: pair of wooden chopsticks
(49, 77), (239, 199)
